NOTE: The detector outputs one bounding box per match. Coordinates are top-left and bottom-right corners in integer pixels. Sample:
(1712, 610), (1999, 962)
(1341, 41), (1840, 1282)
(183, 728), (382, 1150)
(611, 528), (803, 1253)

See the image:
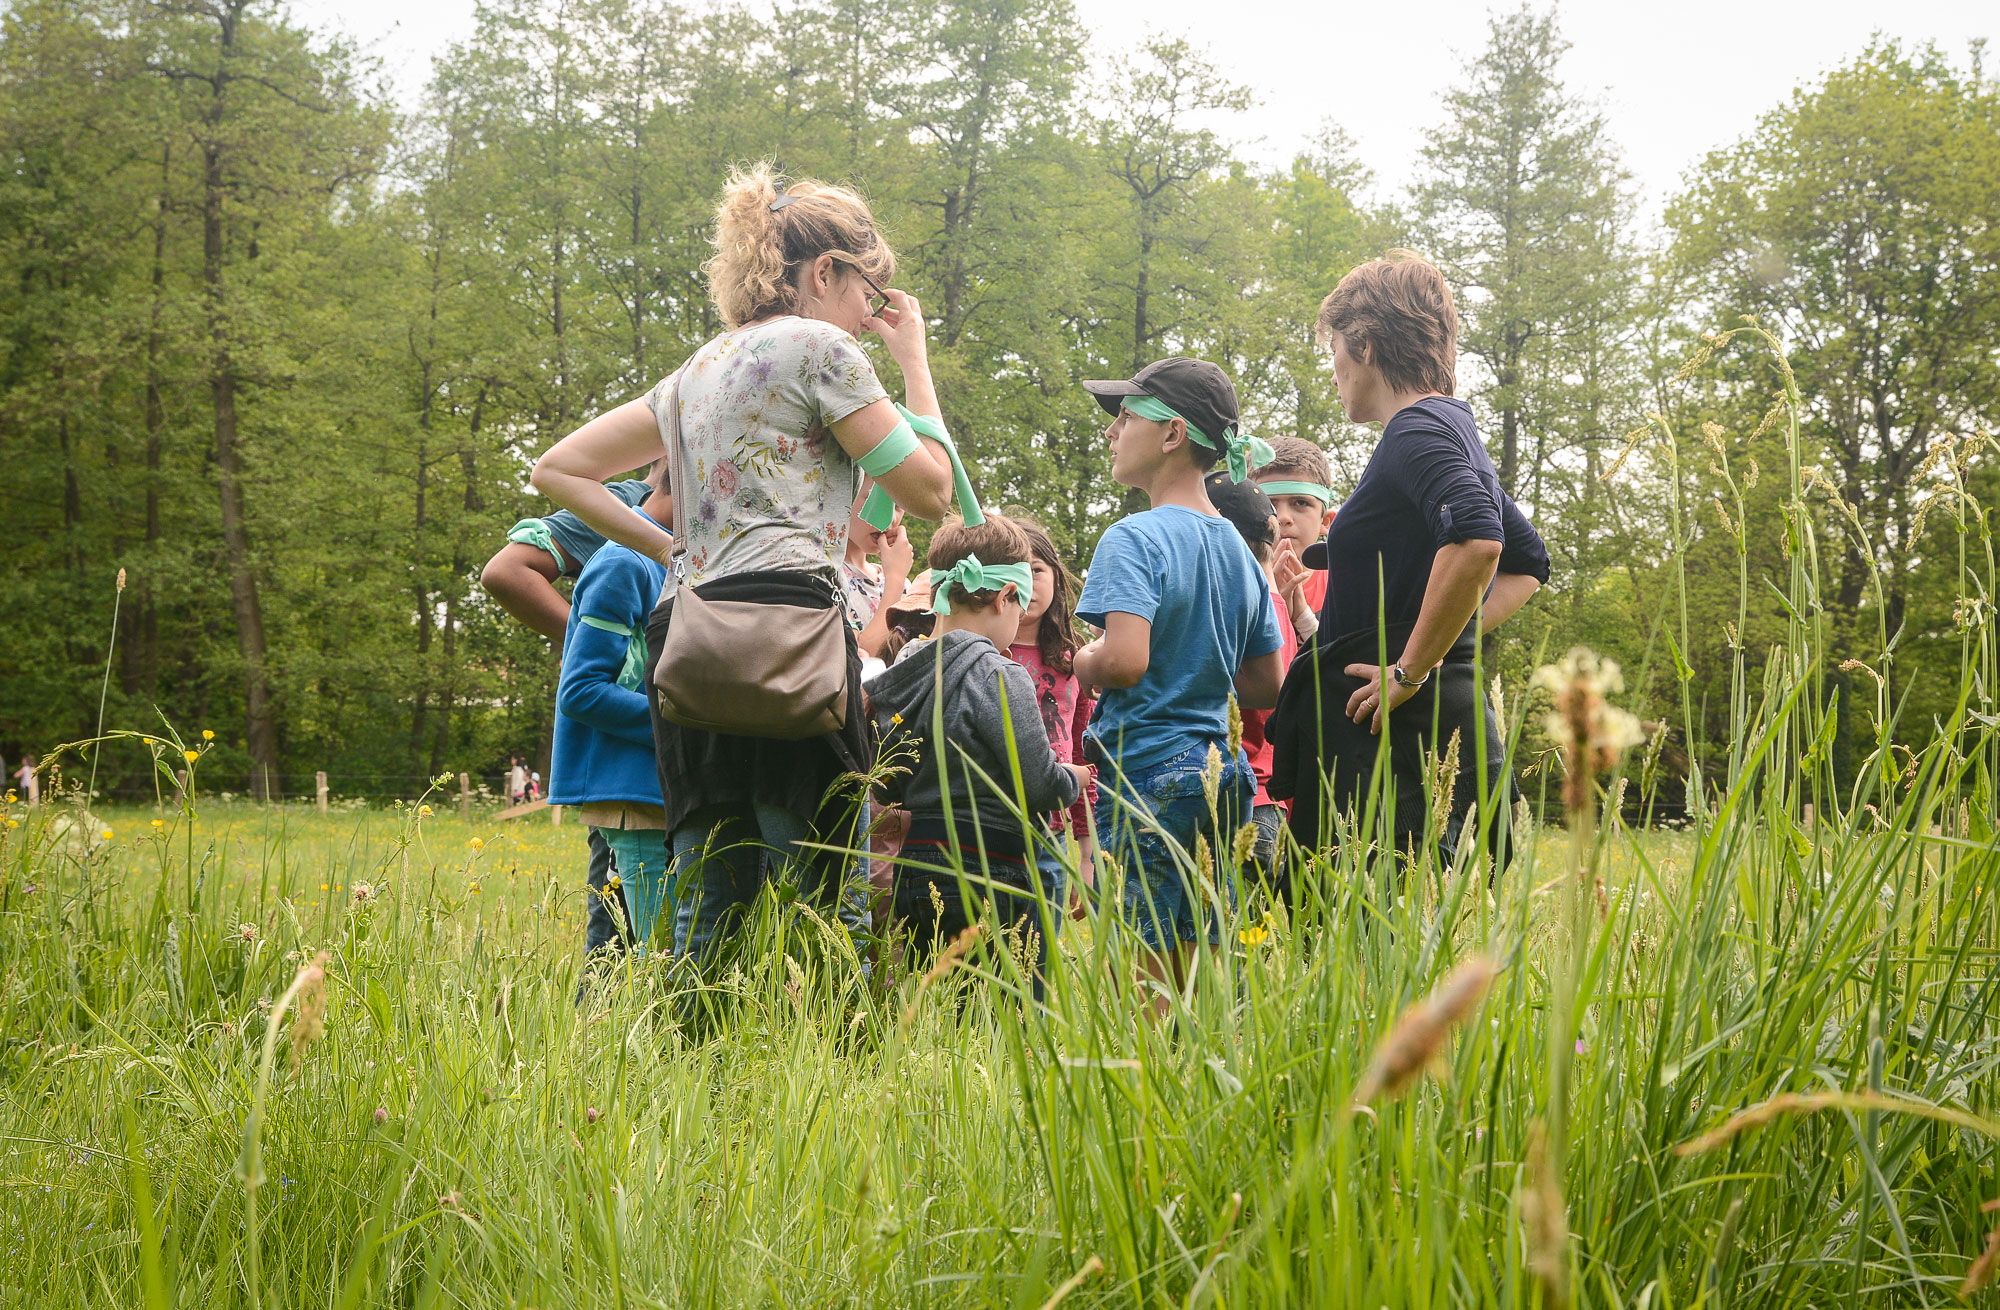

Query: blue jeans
(1100, 742), (1253, 949)
(670, 803), (870, 965)
(581, 827), (630, 958)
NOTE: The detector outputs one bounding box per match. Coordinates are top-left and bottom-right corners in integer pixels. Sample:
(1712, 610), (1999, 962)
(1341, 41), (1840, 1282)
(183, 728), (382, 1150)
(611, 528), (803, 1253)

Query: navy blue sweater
(548, 511), (669, 808)
(1317, 397), (1550, 650)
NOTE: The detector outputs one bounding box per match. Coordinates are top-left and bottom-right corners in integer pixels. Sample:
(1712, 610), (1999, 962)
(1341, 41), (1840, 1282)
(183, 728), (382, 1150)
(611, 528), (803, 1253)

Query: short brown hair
(926, 515), (1031, 612)
(1316, 250), (1457, 397)
(1255, 437), (1333, 488)
(705, 162), (896, 329)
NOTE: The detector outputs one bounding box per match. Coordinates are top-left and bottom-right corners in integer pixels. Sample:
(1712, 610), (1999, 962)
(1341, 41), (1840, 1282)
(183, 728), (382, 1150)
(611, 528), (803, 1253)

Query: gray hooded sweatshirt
(867, 629), (1081, 841)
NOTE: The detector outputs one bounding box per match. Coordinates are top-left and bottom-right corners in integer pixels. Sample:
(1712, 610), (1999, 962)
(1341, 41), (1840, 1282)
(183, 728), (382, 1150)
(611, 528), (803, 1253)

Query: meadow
(6, 337), (2000, 1306)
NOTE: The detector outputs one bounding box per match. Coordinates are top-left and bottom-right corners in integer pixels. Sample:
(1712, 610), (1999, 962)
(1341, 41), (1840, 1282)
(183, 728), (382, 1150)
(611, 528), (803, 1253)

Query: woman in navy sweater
(1270, 251), (1549, 874)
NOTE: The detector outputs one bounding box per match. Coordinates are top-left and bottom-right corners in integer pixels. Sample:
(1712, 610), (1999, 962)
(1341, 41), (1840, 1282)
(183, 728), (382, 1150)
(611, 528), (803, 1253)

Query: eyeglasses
(852, 267), (891, 317)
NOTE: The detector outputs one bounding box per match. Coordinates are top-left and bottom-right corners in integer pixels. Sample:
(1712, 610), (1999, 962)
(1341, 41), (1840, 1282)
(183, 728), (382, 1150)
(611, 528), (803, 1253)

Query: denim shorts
(1100, 741), (1252, 949)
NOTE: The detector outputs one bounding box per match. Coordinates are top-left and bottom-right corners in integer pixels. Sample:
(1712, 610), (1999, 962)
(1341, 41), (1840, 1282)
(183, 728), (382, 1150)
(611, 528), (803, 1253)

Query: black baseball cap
(1204, 472), (1276, 553)
(1302, 541), (1329, 570)
(1083, 357), (1240, 445)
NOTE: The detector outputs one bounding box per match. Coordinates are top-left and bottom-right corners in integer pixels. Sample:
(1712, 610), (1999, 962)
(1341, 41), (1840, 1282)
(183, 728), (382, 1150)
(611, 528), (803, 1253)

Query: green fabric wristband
(578, 615), (648, 691)
(859, 405), (985, 531)
(1119, 394), (1276, 483)
(1254, 479), (1335, 508)
(929, 555), (1034, 615)
(506, 518), (568, 573)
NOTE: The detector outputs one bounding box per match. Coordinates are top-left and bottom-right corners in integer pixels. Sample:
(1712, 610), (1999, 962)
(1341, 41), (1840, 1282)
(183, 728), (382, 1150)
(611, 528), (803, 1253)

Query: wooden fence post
(459, 772), (472, 824)
(551, 804), (562, 827)
(315, 771), (329, 815)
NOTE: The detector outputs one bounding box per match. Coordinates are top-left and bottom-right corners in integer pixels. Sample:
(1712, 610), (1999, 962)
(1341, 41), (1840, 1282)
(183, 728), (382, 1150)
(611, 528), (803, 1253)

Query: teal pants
(596, 826), (674, 951)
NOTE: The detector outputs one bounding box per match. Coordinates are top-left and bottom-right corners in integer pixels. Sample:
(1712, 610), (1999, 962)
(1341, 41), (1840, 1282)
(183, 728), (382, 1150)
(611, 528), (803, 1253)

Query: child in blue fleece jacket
(548, 500), (672, 956)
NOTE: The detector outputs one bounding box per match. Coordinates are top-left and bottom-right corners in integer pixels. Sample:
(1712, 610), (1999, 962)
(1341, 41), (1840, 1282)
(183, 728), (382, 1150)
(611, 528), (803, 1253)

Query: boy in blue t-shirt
(1074, 358), (1284, 1010)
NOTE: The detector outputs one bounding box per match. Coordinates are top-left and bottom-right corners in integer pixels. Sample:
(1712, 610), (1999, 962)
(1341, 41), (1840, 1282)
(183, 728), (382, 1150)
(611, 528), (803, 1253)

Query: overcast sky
(296, 0), (1992, 214)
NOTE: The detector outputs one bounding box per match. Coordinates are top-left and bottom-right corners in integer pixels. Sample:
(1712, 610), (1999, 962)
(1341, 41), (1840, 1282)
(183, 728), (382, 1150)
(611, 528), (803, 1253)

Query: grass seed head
(1521, 1123), (1570, 1307)
(1350, 954), (1498, 1105)
(287, 951), (330, 1071)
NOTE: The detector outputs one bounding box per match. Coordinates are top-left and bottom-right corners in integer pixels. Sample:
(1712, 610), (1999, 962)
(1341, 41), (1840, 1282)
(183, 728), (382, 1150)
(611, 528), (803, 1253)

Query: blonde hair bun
(704, 162), (896, 329)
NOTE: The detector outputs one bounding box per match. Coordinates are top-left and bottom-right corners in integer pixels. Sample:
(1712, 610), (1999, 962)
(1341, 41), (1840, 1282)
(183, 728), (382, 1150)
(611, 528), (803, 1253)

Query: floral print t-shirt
(647, 317), (889, 588)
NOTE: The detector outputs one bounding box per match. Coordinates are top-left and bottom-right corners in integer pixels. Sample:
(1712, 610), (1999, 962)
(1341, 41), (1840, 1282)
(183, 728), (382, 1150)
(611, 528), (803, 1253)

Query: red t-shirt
(1008, 642), (1098, 839)
(1241, 585), (1299, 807)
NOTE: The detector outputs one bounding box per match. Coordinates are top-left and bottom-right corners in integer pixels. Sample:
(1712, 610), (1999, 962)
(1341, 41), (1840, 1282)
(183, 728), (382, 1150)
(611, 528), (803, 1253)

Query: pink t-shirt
(1242, 585), (1298, 807)
(1008, 641), (1097, 839)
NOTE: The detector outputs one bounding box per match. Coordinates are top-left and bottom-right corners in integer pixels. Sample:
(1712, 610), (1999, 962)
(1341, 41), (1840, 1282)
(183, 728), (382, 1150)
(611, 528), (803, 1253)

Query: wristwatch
(1392, 663), (1431, 690)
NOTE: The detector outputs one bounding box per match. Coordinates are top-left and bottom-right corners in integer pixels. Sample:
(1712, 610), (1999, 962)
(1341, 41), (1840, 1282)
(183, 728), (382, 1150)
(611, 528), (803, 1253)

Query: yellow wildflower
(151, 819), (165, 830)
(606, 874), (622, 891)
(183, 749), (199, 764)
(418, 805), (433, 818)
(469, 836), (484, 851)
(320, 883), (330, 891)
(101, 829), (114, 840)
(1239, 922), (1268, 947)
(201, 729), (215, 741)
(6, 819), (17, 830)
(469, 881), (483, 894)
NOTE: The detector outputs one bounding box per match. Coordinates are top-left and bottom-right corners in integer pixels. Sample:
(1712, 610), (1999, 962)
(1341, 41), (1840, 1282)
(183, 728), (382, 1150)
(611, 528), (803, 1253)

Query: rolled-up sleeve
(1498, 493), (1551, 583)
(1395, 422), (1504, 548)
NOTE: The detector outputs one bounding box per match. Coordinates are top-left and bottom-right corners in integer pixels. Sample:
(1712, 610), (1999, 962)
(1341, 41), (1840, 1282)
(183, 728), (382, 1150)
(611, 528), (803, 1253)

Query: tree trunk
(203, 2), (279, 800)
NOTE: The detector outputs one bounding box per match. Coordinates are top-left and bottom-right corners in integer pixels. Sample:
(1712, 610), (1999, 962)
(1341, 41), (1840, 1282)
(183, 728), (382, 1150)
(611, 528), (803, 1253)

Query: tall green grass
(4, 326), (1999, 1306)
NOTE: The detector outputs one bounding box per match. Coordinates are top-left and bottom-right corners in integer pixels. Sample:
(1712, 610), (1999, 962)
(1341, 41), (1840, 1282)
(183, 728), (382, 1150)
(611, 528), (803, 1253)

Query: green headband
(1254, 479), (1334, 508)
(857, 405), (983, 531)
(928, 554), (1034, 616)
(1120, 394), (1276, 482)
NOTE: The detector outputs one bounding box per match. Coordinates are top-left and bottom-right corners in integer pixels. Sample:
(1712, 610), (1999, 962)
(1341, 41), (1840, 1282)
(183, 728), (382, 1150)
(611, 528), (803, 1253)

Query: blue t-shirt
(541, 479), (653, 576)
(1077, 506), (1283, 773)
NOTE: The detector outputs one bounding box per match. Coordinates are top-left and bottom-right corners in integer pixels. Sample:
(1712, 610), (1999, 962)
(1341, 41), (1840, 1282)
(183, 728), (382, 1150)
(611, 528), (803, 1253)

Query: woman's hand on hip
(1344, 663), (1420, 735)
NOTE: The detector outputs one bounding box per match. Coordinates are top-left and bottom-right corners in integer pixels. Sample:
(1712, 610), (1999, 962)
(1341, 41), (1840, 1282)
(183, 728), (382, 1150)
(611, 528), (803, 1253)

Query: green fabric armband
(579, 615), (648, 691)
(929, 555), (1034, 615)
(1255, 479), (1335, 508)
(506, 518), (567, 573)
(860, 405), (985, 531)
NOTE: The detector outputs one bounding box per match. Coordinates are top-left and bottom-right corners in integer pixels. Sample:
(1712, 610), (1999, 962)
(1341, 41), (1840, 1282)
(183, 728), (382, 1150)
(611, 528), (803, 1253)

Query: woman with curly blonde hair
(531, 163), (969, 966)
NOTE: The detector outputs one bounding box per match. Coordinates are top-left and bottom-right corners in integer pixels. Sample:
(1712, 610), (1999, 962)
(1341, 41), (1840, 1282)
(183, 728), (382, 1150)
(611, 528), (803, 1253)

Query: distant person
(1268, 251), (1549, 874)
(867, 515), (1086, 995)
(549, 478), (673, 968)
(1004, 515), (1098, 916)
(506, 756), (528, 806)
(12, 753), (38, 807)
(1202, 471), (1296, 892)
(1071, 357), (1284, 1020)
(528, 162), (974, 970)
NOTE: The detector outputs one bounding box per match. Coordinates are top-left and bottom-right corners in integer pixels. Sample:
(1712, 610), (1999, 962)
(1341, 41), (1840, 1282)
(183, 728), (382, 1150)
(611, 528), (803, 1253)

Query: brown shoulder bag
(648, 367), (850, 740)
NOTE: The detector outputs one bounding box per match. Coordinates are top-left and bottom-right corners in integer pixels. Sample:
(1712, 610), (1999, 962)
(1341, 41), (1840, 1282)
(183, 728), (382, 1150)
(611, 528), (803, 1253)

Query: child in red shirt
(1006, 517), (1098, 915)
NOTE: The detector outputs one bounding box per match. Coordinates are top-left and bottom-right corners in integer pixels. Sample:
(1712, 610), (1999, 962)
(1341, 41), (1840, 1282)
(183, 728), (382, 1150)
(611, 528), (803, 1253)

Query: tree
(1667, 41), (2000, 670)
(1413, 4), (1634, 504)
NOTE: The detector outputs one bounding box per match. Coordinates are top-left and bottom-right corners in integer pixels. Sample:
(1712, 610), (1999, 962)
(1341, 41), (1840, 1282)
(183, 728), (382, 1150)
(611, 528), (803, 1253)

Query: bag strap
(659, 364), (690, 562)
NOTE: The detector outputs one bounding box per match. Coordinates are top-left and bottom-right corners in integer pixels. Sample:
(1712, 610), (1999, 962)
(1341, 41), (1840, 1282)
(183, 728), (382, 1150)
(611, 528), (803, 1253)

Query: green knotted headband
(928, 554), (1034, 615)
(1119, 394), (1275, 483)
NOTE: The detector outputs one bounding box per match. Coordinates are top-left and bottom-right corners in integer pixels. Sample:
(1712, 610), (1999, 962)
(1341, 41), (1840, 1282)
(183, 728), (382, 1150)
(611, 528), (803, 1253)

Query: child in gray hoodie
(867, 516), (1089, 985)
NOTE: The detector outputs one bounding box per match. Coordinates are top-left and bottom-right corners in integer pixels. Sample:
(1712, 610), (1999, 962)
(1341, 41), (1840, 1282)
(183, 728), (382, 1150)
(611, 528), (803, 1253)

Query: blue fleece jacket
(548, 509), (668, 808)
